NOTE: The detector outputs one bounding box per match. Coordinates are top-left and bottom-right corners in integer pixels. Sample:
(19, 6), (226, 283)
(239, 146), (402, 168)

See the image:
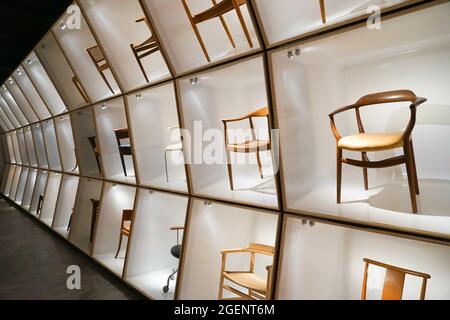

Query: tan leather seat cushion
(226, 140), (270, 153)
(338, 132), (404, 152)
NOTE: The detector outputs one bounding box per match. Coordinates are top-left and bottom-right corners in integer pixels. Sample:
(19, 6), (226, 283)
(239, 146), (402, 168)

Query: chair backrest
(355, 90), (417, 108)
(247, 243), (274, 256)
(89, 199), (100, 242)
(87, 45), (106, 64)
(361, 258), (431, 300)
(114, 128), (129, 141)
(122, 209), (133, 223)
(248, 107), (269, 118)
(87, 136), (98, 152)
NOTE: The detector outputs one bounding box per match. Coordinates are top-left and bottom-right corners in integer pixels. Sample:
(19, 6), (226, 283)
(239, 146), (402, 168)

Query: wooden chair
(72, 76), (90, 104)
(36, 194), (44, 216)
(114, 128), (132, 177)
(361, 258), (431, 300)
(164, 126), (183, 182)
(90, 199), (100, 243)
(130, 17), (159, 83)
(319, 0), (326, 24)
(163, 226), (184, 293)
(181, 0), (253, 63)
(222, 107), (271, 190)
(87, 136), (101, 173)
(86, 45), (115, 94)
(114, 209), (133, 259)
(219, 243), (274, 300)
(329, 90), (427, 213)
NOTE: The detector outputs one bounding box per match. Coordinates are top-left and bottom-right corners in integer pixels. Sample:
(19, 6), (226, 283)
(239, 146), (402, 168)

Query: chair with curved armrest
(164, 126), (183, 182)
(329, 90), (427, 213)
(222, 107), (271, 190)
(87, 136), (101, 173)
(114, 209), (133, 259)
(130, 16), (159, 83)
(181, 0), (253, 63)
(163, 226), (184, 293)
(218, 243), (274, 300)
(361, 258), (431, 300)
(114, 128), (133, 177)
(86, 45), (115, 94)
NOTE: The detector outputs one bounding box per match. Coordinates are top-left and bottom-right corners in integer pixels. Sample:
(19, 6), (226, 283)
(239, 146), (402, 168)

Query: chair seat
(338, 132), (404, 152)
(171, 245), (182, 259)
(226, 140), (270, 153)
(223, 271), (267, 294)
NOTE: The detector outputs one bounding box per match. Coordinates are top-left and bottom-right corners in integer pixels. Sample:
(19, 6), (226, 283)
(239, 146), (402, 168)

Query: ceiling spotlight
(287, 51), (295, 59)
(27, 59), (32, 65)
(8, 78), (13, 84)
(204, 201), (213, 208)
(2, 86), (6, 91)
(295, 48), (301, 56)
(190, 77), (199, 85)
(16, 70), (22, 76)
(60, 20), (67, 30)
(60, 116), (64, 121)
(35, 124), (40, 128)
(309, 221), (315, 227)
(136, 93), (143, 100)
(302, 219), (308, 225)
(101, 103), (107, 110)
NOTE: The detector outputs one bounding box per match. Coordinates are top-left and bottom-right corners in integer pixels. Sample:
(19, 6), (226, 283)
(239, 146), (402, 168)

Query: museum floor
(0, 198), (141, 300)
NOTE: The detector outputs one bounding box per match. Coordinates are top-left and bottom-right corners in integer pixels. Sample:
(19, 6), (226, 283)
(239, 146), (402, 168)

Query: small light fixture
(27, 59), (32, 65)
(2, 86), (6, 92)
(302, 219), (308, 225)
(309, 221), (315, 227)
(101, 103), (107, 110)
(190, 77), (199, 85)
(148, 190), (154, 194)
(60, 116), (64, 121)
(295, 48), (301, 56)
(35, 124), (40, 128)
(287, 51), (295, 59)
(46, 120), (50, 124)
(204, 201), (212, 207)
(43, 171), (47, 174)
(136, 93), (143, 100)
(112, 183), (117, 187)
(59, 20), (67, 30)
(16, 70), (22, 76)
(41, 44), (46, 50)
(8, 78), (13, 84)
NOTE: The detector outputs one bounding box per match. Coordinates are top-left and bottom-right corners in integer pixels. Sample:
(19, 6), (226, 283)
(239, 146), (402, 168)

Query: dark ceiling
(0, 0), (72, 84)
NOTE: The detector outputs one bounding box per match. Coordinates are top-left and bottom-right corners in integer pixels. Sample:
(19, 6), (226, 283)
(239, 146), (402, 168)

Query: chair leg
(114, 234), (123, 259)
(233, 1), (253, 48)
(119, 152), (128, 177)
(337, 148), (342, 203)
(218, 15), (236, 48)
(131, 45), (150, 83)
(409, 140), (420, 195)
(256, 151), (264, 179)
(99, 69), (115, 94)
(404, 145), (418, 213)
(226, 151), (234, 190)
(362, 152), (369, 190)
(164, 150), (170, 182)
(181, 0), (211, 62)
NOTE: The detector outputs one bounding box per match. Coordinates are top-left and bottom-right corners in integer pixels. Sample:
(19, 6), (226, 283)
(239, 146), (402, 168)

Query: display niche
(68, 177), (103, 254)
(2, 165), (16, 197)
(277, 215), (450, 300)
(21, 168), (38, 211)
(39, 172), (62, 226)
(5, 134), (15, 163)
(52, 9), (121, 103)
(22, 52), (67, 116)
(14, 167), (29, 205)
(143, 0), (260, 74)
(79, 0), (170, 91)
(0, 104), (14, 131)
(29, 170), (49, 218)
(54, 115), (78, 173)
(1, 87), (28, 127)
(17, 130), (29, 166)
(42, 119), (62, 171)
(124, 189), (188, 299)
(52, 174), (80, 238)
(0, 93), (21, 129)
(179, 56), (278, 209)
(10, 132), (21, 165)
(272, 2), (450, 239)
(94, 98), (136, 184)
(71, 108), (101, 178)
(13, 65), (52, 120)
(24, 126), (38, 167)
(92, 182), (136, 277)
(179, 199), (278, 300)
(35, 32), (89, 110)
(31, 123), (49, 169)
(254, 0), (410, 46)
(126, 82), (187, 192)
(9, 165), (23, 203)
(5, 76), (39, 123)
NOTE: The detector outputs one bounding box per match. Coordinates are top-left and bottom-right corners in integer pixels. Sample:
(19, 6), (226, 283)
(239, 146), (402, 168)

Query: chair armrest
(221, 248), (248, 255)
(404, 97), (427, 138)
(170, 226), (184, 231)
(135, 17), (146, 23)
(168, 125), (180, 130)
(411, 97), (427, 109)
(329, 104), (356, 118)
(222, 115), (250, 124)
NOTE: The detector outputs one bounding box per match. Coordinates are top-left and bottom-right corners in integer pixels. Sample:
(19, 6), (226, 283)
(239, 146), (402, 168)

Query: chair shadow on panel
(181, 0), (254, 63)
(218, 243), (274, 300)
(87, 136), (102, 173)
(163, 226), (184, 293)
(361, 258), (431, 300)
(114, 128), (133, 177)
(114, 209), (133, 259)
(86, 45), (115, 94)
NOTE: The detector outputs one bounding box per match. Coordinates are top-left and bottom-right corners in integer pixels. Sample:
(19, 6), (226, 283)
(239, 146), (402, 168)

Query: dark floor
(0, 198), (142, 300)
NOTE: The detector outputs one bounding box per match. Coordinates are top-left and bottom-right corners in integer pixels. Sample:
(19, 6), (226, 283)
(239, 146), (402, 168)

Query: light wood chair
(319, 0), (326, 24)
(86, 45), (115, 94)
(72, 76), (89, 104)
(361, 258), (431, 300)
(114, 209), (133, 259)
(222, 107), (271, 190)
(218, 243), (274, 300)
(329, 90), (427, 213)
(90, 199), (100, 243)
(87, 136), (101, 173)
(181, 0), (253, 63)
(130, 17), (159, 83)
(164, 126), (183, 182)
(114, 128), (133, 177)
(163, 226), (184, 293)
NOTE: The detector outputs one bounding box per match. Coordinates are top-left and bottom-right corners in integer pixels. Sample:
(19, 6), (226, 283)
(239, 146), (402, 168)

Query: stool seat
(171, 244), (182, 259)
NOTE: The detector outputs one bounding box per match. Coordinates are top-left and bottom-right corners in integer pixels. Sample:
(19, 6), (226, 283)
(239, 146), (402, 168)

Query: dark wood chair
(329, 90), (426, 213)
(218, 243), (274, 300)
(114, 209), (133, 259)
(114, 128), (132, 177)
(36, 194), (44, 216)
(87, 136), (101, 173)
(86, 45), (115, 94)
(361, 258), (431, 300)
(72, 76), (90, 104)
(130, 17), (159, 83)
(222, 107), (271, 190)
(163, 226), (184, 293)
(181, 0), (253, 63)
(90, 199), (100, 243)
